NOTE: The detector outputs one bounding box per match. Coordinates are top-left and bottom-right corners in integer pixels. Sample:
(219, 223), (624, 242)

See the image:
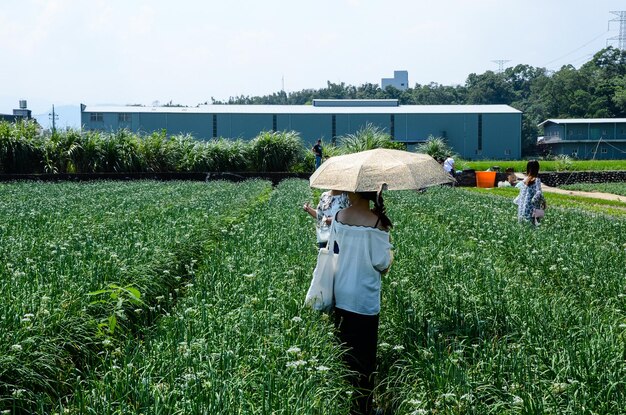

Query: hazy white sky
(1, 0), (624, 123)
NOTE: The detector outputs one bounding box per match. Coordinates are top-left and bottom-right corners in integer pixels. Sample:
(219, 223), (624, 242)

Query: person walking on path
(312, 139), (323, 170)
(332, 190), (393, 415)
(515, 160), (545, 225)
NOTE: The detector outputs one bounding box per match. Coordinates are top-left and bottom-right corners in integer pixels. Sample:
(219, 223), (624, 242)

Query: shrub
(138, 131), (172, 172)
(248, 130), (304, 172)
(0, 120), (43, 173)
(100, 129), (143, 172)
(337, 123), (400, 153)
(554, 154), (574, 172)
(415, 135), (455, 161)
(204, 138), (250, 171)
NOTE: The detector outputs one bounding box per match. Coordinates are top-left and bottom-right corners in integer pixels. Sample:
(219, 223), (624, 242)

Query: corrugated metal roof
(82, 104), (521, 115)
(538, 118), (626, 127)
(312, 99), (399, 107)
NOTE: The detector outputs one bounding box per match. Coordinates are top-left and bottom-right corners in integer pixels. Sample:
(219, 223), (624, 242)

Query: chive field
(560, 182), (626, 197)
(1, 180), (625, 414)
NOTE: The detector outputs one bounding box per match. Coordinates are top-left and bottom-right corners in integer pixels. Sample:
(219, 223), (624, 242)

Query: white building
(381, 71), (409, 91)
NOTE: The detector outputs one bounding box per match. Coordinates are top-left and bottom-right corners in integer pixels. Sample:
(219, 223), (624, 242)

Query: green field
(559, 182), (626, 197)
(466, 186), (626, 218)
(460, 159), (626, 172)
(1, 181), (625, 414)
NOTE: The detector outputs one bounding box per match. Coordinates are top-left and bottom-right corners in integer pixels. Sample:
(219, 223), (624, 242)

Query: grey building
(0, 100), (32, 122)
(81, 99), (522, 160)
(381, 70), (409, 91)
(538, 118), (626, 159)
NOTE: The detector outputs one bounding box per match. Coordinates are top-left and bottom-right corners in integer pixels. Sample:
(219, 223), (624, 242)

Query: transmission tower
(491, 60), (511, 73)
(608, 11), (626, 50)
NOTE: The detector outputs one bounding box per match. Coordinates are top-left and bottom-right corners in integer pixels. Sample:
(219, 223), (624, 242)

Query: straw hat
(309, 148), (453, 192)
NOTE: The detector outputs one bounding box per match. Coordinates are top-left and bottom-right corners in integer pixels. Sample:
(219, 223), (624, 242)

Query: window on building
(504, 149), (511, 156)
(118, 113), (131, 122)
(602, 129), (607, 135)
(212, 114), (217, 138)
(601, 148), (608, 154)
(90, 113), (103, 122)
(272, 115), (277, 132)
(571, 150), (578, 157)
(390, 115), (395, 139)
(331, 115), (337, 144)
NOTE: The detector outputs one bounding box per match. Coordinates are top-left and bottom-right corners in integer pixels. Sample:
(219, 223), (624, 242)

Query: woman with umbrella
(332, 189), (393, 414)
(309, 149), (453, 414)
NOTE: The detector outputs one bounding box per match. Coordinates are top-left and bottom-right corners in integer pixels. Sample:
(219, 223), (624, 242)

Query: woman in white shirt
(332, 190), (393, 415)
(443, 155), (455, 176)
(303, 190), (350, 250)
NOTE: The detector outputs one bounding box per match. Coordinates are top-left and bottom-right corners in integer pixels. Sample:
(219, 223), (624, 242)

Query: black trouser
(334, 307), (379, 415)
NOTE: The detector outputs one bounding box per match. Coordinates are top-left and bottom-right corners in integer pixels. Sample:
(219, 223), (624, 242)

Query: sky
(0, 0), (624, 128)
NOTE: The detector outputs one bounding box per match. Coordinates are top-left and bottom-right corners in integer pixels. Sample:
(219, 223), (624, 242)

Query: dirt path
(513, 174), (626, 203)
(541, 185), (626, 203)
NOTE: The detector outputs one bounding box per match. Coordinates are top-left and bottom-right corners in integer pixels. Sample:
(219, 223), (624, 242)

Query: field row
(0, 180), (272, 412)
(2, 180), (625, 414)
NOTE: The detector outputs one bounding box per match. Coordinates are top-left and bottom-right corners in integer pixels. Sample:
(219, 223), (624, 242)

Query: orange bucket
(475, 171), (496, 188)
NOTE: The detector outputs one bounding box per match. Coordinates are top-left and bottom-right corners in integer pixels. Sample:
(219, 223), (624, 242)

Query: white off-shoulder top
(332, 220), (393, 315)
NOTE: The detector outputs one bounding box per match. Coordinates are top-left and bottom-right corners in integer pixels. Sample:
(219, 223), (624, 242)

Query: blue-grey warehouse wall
(81, 108), (521, 160)
(541, 122), (626, 159)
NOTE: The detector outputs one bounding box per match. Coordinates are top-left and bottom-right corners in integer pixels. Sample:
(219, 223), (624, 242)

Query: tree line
(210, 47), (626, 156)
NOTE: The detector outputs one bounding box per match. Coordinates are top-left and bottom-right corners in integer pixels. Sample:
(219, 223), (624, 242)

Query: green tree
(465, 71), (515, 104)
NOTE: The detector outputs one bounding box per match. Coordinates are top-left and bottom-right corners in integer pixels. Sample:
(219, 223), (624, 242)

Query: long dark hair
(360, 191), (393, 229)
(525, 160), (540, 185)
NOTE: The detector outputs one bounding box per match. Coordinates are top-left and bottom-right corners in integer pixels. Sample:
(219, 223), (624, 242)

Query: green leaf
(108, 315), (117, 334)
(87, 289), (109, 296)
(125, 286), (141, 300)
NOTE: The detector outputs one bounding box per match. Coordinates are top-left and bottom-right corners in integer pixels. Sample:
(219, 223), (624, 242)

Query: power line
(542, 30), (609, 67)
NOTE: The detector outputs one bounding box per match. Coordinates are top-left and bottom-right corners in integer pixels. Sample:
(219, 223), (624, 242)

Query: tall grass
(248, 131), (304, 172)
(416, 136), (455, 161)
(337, 123), (406, 153)
(0, 121), (306, 174)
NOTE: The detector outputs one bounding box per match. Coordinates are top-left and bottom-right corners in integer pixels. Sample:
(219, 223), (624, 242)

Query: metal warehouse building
(538, 118), (626, 160)
(81, 99), (522, 160)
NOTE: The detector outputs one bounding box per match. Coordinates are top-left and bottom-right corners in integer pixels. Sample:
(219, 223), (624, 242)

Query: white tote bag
(305, 221), (338, 311)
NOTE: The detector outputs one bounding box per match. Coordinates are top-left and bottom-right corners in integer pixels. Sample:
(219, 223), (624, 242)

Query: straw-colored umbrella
(309, 148), (453, 192)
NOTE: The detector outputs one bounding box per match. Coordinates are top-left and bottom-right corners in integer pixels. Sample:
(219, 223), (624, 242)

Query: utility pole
(491, 60), (511, 74)
(48, 105), (58, 133)
(608, 11), (626, 50)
